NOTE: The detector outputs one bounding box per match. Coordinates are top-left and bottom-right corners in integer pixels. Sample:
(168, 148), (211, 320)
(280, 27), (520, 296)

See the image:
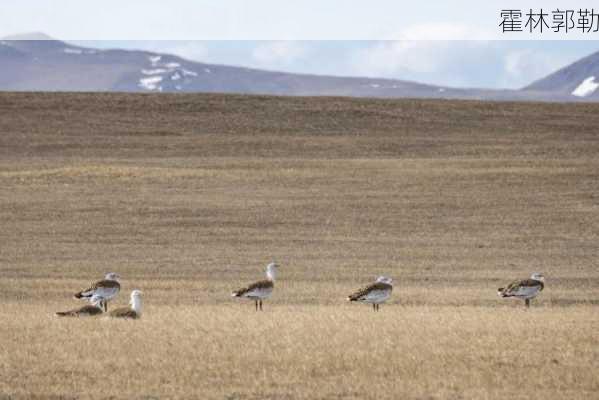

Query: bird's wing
(501, 279), (543, 296)
(519, 279), (544, 291)
(348, 282), (392, 301)
(232, 280), (273, 297)
(76, 280), (120, 299)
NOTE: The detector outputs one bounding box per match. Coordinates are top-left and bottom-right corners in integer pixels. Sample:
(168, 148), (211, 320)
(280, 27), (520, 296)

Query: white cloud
(350, 23), (494, 82)
(351, 41), (436, 76)
(349, 24), (575, 89)
(503, 50), (562, 85)
(350, 40), (491, 83)
(251, 41), (306, 68)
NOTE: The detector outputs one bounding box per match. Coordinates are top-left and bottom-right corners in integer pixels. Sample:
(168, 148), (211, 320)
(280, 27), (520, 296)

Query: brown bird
(74, 272), (121, 312)
(498, 273), (545, 308)
(109, 290), (143, 319)
(56, 295), (104, 317)
(231, 262), (279, 311)
(347, 276), (393, 311)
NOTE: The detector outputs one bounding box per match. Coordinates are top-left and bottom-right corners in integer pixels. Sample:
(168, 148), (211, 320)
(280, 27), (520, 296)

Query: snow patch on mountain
(139, 76), (163, 91)
(572, 76), (599, 97)
(63, 47), (98, 55)
(64, 48), (83, 55)
(149, 55), (162, 66)
(182, 69), (198, 77)
(142, 68), (168, 75)
(139, 55), (201, 91)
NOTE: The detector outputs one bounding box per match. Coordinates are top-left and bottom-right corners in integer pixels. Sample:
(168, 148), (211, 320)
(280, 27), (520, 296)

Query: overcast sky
(3, 0), (598, 40)
(2, 1), (598, 89)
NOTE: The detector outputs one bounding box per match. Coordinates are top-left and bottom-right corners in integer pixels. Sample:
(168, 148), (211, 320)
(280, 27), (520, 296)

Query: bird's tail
(231, 291), (241, 297)
(74, 291), (91, 300)
(347, 296), (357, 302)
(497, 288), (509, 297)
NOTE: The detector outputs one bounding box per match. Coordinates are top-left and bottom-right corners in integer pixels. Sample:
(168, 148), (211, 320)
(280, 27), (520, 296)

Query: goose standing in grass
(231, 262), (279, 311)
(498, 272), (545, 308)
(56, 295), (104, 317)
(347, 276), (393, 311)
(109, 290), (143, 319)
(74, 272), (121, 312)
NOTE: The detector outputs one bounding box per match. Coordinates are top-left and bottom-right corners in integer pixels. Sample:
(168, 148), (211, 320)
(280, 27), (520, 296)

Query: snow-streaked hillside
(525, 50), (599, 100)
(0, 34), (598, 102)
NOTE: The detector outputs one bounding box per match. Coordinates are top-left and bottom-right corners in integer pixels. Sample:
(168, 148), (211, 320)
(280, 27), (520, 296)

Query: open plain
(0, 93), (598, 399)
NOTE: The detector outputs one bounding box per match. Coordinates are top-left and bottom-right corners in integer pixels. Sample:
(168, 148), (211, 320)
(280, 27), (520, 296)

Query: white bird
(56, 295), (104, 317)
(231, 262), (279, 311)
(74, 272), (121, 312)
(347, 276), (393, 311)
(498, 272), (545, 308)
(109, 290), (143, 319)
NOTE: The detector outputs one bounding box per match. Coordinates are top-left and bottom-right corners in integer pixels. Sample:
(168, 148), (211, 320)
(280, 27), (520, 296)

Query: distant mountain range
(1, 33), (598, 102)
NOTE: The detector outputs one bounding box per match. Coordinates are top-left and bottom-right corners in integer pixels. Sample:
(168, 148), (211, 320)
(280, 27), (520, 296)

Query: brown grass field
(0, 92), (598, 399)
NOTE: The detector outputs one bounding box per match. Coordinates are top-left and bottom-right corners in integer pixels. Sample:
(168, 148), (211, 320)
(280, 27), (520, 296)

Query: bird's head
(530, 272), (545, 282)
(376, 276), (393, 285)
(266, 262), (280, 280)
(105, 272), (121, 281)
(130, 289), (143, 299)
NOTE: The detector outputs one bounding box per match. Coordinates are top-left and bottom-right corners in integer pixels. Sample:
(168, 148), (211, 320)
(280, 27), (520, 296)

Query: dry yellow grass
(0, 93), (598, 399)
(1, 305), (598, 400)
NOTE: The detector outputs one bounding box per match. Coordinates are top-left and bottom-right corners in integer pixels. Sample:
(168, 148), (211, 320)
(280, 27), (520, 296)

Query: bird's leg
(525, 299), (530, 308)
(376, 304), (379, 311)
(255, 300), (258, 311)
(104, 301), (108, 312)
(373, 303), (376, 311)
(259, 300), (263, 311)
